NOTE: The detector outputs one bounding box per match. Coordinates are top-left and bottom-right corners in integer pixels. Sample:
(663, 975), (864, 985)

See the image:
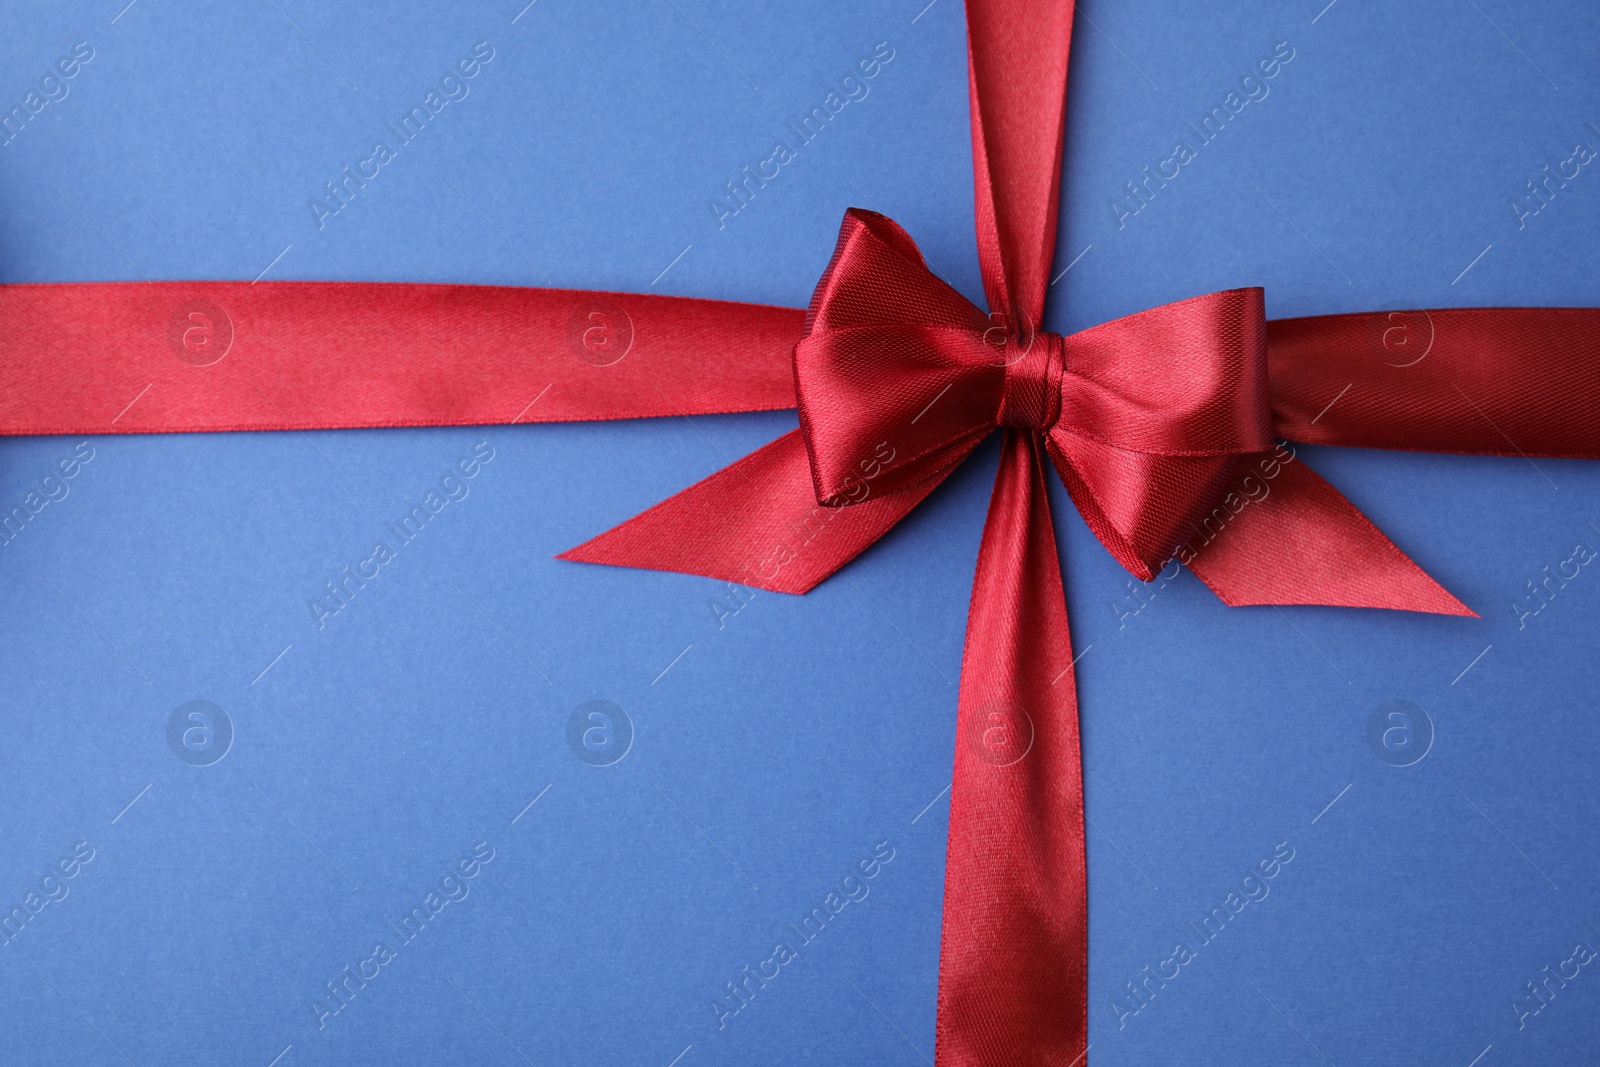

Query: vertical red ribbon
(937, 3), (1085, 1064)
(938, 430), (1086, 1065)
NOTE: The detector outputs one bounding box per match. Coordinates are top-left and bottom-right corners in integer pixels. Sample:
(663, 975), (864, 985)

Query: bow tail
(1038, 425), (1473, 617)
(560, 430), (977, 594)
(937, 430), (1087, 1067)
(1184, 453), (1476, 616)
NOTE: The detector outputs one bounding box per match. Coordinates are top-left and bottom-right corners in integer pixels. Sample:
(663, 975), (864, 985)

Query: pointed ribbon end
(1183, 452), (1479, 618)
(554, 500), (822, 596)
(554, 429), (959, 597)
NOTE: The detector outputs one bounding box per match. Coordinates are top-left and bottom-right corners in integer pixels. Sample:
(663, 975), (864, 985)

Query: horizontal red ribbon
(0, 281), (799, 435)
(4, 282), (1593, 461)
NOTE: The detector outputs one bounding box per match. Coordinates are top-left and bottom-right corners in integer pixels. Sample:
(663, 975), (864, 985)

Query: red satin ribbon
(0, 282), (799, 434)
(4, 1), (1600, 1064)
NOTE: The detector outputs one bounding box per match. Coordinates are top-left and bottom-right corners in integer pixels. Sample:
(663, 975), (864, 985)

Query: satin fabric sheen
(3, 0), (1599, 1063)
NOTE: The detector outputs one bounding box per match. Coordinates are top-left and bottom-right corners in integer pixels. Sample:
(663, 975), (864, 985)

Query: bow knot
(994, 326), (1064, 432)
(794, 208), (1273, 577)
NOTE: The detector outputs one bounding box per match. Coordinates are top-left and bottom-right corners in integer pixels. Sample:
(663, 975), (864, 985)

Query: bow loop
(795, 209), (1004, 505)
(1054, 286), (1272, 457)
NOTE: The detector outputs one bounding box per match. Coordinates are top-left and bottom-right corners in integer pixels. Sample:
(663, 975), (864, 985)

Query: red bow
(557, 219), (1492, 1067)
(795, 207), (1274, 574)
(6, 1), (1600, 1064)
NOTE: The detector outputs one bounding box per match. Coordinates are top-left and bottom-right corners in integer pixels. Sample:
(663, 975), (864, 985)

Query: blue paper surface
(2, 2), (1599, 1064)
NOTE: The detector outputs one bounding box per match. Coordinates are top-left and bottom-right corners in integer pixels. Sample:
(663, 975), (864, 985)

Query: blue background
(2, 1), (1598, 1064)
